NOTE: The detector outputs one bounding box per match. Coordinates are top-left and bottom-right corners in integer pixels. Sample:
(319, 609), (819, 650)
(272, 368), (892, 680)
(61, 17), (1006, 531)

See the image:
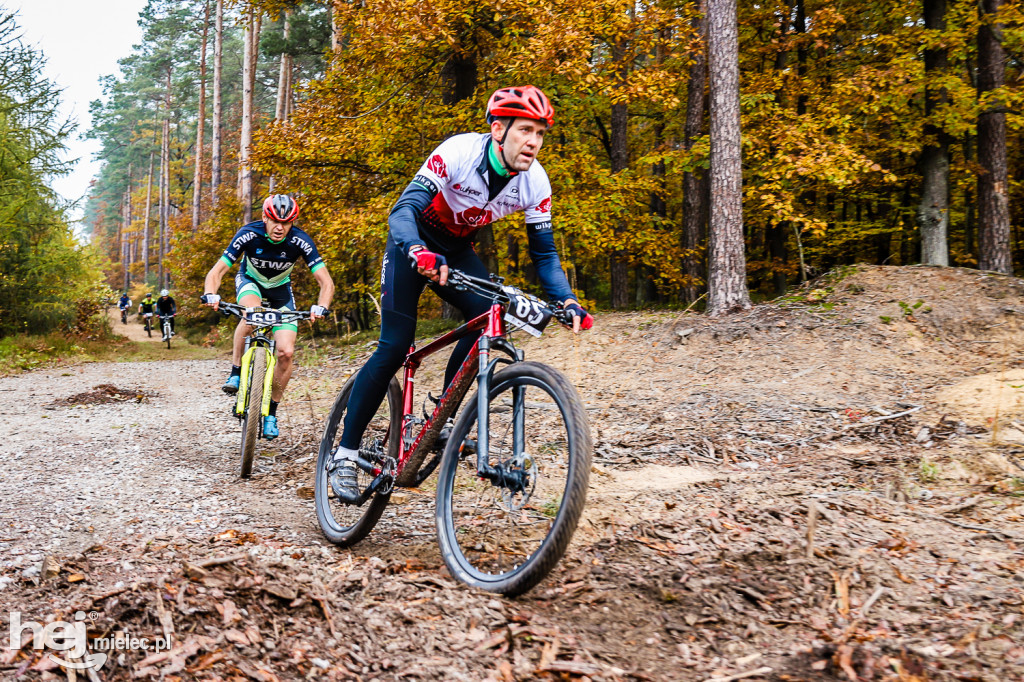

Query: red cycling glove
(564, 302), (594, 330)
(410, 248), (447, 272)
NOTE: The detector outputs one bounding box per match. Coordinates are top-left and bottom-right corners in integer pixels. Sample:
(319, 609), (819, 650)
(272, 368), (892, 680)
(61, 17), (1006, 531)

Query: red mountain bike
(314, 269), (592, 595)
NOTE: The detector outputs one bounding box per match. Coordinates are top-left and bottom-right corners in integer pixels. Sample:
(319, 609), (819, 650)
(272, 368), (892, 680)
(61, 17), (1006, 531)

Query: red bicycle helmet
(486, 86), (554, 127)
(262, 194), (300, 223)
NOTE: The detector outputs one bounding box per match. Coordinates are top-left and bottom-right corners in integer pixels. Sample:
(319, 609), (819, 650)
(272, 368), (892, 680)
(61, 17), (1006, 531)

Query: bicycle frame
(355, 301), (525, 489)
(235, 333), (277, 418)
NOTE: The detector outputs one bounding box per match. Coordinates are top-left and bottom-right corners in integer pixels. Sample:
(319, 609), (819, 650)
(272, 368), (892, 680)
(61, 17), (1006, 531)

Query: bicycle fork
(474, 336), (529, 493)
(235, 338), (277, 417)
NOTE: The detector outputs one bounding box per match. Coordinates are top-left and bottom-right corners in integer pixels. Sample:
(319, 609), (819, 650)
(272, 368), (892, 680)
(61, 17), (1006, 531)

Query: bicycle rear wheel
(435, 361), (591, 596)
(315, 372), (401, 546)
(239, 349), (267, 478)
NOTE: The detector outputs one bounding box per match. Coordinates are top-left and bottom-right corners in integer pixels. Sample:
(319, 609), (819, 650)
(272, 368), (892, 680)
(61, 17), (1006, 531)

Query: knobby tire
(239, 349), (267, 478)
(435, 361), (592, 596)
(315, 373), (401, 546)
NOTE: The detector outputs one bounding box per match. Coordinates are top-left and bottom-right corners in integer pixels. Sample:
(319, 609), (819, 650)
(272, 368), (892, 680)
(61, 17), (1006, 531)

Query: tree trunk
(192, 0), (209, 231)
(331, 0), (339, 53)
(649, 29), (668, 262)
(436, 52), (481, 317)
(768, 222), (788, 294)
(270, 10), (292, 193)
(125, 164), (133, 276)
(609, 98), (629, 309)
(977, 0), (1011, 273)
(439, 52), (496, 279)
(159, 70), (171, 289)
(963, 132), (975, 260)
(239, 8), (256, 223)
(609, 38), (630, 309)
(211, 0), (223, 209)
(706, 0), (751, 314)
(682, 0), (708, 303)
(274, 10), (292, 123)
(143, 150), (154, 284)
(917, 0), (950, 265)
(121, 174), (131, 291)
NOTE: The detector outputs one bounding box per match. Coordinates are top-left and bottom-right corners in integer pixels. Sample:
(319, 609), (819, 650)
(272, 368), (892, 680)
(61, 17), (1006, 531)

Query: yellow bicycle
(217, 302), (315, 477)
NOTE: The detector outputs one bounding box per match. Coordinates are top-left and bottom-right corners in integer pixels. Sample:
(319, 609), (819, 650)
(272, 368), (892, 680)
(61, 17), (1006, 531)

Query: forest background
(3, 0), (1023, 339)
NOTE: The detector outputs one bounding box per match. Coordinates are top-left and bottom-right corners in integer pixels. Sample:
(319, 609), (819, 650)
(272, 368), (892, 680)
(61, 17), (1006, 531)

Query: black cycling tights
(339, 236), (490, 450)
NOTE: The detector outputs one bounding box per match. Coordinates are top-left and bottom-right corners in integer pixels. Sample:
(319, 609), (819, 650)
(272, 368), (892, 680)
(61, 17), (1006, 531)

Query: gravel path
(0, 352), (320, 580)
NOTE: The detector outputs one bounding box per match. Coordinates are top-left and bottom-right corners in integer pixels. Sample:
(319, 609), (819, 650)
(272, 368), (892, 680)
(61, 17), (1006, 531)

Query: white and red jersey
(410, 133), (553, 240)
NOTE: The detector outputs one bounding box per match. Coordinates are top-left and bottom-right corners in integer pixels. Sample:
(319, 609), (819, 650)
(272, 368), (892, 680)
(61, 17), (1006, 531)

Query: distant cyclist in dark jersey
(156, 289), (177, 340)
(200, 195), (335, 440)
(118, 293), (132, 323)
(138, 293), (156, 319)
(328, 85), (593, 502)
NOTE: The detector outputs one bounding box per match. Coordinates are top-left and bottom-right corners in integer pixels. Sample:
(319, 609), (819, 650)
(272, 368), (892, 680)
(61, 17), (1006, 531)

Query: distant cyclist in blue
(201, 195), (335, 439)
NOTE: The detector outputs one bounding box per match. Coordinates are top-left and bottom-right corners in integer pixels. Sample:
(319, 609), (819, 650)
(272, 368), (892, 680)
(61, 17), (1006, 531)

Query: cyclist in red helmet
(200, 194), (335, 440)
(327, 85), (593, 503)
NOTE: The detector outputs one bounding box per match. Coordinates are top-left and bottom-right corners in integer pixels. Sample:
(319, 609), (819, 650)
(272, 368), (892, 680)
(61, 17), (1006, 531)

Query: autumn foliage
(83, 0), (1023, 326)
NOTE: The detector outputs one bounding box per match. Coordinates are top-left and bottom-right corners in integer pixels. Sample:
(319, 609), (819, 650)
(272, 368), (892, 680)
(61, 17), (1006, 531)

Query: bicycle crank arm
(352, 454), (381, 477)
(347, 472), (392, 507)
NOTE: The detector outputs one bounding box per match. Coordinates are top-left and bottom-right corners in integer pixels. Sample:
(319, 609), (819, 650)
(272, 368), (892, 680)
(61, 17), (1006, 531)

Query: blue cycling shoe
(262, 415), (279, 440)
(222, 374), (240, 395)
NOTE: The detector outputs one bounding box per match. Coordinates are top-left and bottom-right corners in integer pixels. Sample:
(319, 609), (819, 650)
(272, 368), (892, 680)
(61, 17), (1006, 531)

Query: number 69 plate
(245, 310), (280, 326)
(504, 294), (552, 337)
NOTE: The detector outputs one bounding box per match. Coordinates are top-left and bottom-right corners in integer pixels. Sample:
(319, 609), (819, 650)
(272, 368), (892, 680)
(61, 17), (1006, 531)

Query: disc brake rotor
(501, 454), (538, 511)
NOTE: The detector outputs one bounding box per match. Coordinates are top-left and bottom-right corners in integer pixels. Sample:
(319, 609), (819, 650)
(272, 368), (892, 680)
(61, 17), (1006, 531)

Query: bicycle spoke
(448, 380), (571, 575)
(437, 361), (591, 594)
(314, 375), (399, 546)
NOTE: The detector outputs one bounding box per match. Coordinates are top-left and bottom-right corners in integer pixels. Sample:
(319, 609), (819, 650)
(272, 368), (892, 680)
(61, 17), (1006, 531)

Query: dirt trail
(2, 266), (1024, 681)
(108, 309), (167, 344)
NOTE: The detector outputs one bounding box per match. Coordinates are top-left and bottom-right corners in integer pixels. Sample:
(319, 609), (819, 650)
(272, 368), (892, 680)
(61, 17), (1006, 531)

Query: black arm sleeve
(526, 223), (575, 303)
(388, 181), (435, 259)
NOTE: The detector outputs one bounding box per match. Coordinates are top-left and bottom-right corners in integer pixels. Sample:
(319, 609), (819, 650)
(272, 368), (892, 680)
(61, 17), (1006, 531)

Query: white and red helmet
(262, 194), (300, 223)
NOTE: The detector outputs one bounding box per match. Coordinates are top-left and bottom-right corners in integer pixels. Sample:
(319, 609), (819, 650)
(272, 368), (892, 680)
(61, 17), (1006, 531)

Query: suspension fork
(513, 382), (526, 464)
(474, 335), (528, 489)
(475, 335), (495, 480)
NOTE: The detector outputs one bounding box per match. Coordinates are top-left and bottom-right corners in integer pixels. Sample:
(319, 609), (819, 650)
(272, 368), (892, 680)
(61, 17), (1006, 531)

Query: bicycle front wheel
(145, 318), (152, 337)
(239, 348), (267, 478)
(315, 372), (401, 546)
(435, 361), (592, 596)
(165, 323), (171, 349)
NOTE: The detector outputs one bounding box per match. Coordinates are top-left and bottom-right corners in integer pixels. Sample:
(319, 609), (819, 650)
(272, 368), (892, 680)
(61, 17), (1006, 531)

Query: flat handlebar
(445, 269), (576, 327)
(212, 301), (321, 330)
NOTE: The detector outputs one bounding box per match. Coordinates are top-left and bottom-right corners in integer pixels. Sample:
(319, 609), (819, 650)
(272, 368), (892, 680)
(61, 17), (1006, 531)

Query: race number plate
(504, 293), (552, 337)
(245, 309), (281, 326)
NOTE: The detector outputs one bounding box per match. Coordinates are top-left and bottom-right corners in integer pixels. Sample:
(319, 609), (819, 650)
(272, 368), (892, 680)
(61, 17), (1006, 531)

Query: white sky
(4, 0), (147, 223)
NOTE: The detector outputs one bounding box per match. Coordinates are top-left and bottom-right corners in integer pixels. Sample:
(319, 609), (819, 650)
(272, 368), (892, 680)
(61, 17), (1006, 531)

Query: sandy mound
(934, 369), (1024, 427)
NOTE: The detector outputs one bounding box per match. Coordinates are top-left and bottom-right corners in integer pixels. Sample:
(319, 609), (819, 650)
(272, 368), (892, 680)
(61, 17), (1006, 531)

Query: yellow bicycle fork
(234, 345), (277, 417)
